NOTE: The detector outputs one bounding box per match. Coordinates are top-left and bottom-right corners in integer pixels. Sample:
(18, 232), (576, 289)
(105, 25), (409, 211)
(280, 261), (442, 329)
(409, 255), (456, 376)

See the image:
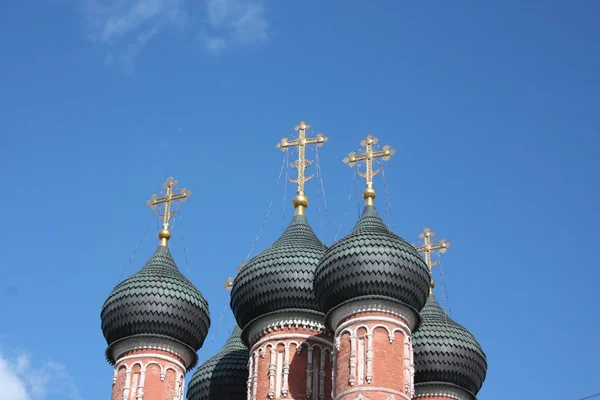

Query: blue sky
(1, 1), (599, 399)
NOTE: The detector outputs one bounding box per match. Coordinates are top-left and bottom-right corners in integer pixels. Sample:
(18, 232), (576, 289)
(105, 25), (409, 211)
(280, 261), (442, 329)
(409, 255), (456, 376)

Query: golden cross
(343, 134), (396, 206)
(413, 228), (451, 293)
(276, 121), (328, 215)
(223, 262), (246, 291)
(146, 177), (191, 247)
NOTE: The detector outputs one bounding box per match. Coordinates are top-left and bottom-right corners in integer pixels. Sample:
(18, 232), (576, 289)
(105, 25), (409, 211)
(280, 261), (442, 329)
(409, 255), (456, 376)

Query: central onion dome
(314, 205), (431, 316)
(187, 326), (249, 400)
(230, 214), (327, 333)
(101, 245), (211, 369)
(413, 294), (488, 396)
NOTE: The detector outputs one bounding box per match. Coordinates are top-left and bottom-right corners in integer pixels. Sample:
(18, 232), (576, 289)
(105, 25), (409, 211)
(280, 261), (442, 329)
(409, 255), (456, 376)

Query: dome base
(414, 382), (477, 400)
(327, 296), (421, 332)
(106, 334), (198, 371)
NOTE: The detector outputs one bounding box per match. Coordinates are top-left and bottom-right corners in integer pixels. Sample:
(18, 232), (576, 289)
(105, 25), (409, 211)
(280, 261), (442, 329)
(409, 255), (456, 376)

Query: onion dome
(187, 326), (249, 400)
(230, 214), (327, 331)
(314, 205), (431, 315)
(101, 245), (211, 369)
(413, 294), (488, 396)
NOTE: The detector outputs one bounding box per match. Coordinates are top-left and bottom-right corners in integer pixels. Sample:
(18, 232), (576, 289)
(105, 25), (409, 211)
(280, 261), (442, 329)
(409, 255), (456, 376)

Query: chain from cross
(223, 262), (246, 291)
(343, 134), (396, 205)
(146, 177), (191, 246)
(412, 228), (451, 292)
(276, 121), (328, 196)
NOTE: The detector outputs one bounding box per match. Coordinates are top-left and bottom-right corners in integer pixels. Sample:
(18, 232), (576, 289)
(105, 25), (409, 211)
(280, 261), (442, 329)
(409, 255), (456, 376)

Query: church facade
(100, 122), (487, 400)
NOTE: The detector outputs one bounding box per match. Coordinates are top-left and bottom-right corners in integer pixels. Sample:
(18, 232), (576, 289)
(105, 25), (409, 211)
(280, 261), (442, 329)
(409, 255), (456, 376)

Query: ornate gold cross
(413, 228), (451, 293)
(146, 177), (191, 247)
(223, 262), (246, 291)
(276, 121), (328, 215)
(343, 134), (396, 206)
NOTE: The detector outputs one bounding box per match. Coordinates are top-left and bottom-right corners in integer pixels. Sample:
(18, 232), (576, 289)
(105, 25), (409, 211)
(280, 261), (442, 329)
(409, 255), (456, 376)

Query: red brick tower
(314, 135), (432, 400)
(229, 121), (334, 400)
(101, 177), (210, 400)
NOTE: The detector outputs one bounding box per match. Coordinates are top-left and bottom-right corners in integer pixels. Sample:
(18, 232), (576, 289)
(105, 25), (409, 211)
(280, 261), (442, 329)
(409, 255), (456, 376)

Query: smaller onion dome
(187, 326), (249, 400)
(230, 214), (327, 331)
(101, 246), (211, 369)
(413, 294), (488, 396)
(314, 205), (431, 316)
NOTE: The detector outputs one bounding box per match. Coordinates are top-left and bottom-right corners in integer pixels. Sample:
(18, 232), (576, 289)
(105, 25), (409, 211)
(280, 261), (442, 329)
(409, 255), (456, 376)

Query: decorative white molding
(385, 396), (397, 400)
(349, 334), (357, 386)
(353, 395), (370, 400)
(281, 345), (290, 397)
(319, 348), (326, 400)
(413, 383), (475, 400)
(252, 334), (333, 355)
(122, 371), (131, 400)
(306, 346), (313, 398)
(245, 312), (329, 346)
(334, 387), (411, 400)
(116, 353), (186, 377)
(328, 299), (419, 331)
(336, 316), (411, 340)
(268, 348), (276, 399)
(110, 336), (195, 368)
(252, 351), (259, 400)
(365, 333), (373, 384)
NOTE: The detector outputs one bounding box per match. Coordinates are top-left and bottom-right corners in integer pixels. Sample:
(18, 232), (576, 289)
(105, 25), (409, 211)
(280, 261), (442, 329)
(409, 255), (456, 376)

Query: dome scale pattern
(101, 246), (211, 368)
(314, 205), (431, 315)
(187, 326), (249, 400)
(413, 294), (488, 395)
(230, 214), (327, 331)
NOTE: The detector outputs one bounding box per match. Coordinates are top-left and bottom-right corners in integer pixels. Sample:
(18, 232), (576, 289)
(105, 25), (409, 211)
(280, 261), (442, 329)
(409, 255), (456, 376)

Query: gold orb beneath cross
(158, 229), (171, 241)
(292, 193), (309, 209)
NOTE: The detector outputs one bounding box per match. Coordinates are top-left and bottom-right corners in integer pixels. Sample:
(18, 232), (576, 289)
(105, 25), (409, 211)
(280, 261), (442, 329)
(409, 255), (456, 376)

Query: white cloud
(0, 351), (81, 400)
(203, 0), (268, 53)
(71, 0), (268, 71)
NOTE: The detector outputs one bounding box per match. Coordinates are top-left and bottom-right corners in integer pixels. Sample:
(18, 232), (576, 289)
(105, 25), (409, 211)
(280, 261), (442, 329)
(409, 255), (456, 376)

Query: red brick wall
(110, 349), (186, 400)
(250, 328), (333, 400)
(333, 312), (412, 400)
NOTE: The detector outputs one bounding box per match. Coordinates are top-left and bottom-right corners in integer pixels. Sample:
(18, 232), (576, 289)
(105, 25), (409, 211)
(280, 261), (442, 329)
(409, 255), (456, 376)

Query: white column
(282, 345), (290, 397)
(252, 352), (259, 400)
(122, 371), (131, 400)
(136, 368), (146, 400)
(318, 349), (326, 400)
(306, 346), (314, 398)
(366, 333), (374, 384)
(268, 348), (276, 399)
(349, 334), (357, 386)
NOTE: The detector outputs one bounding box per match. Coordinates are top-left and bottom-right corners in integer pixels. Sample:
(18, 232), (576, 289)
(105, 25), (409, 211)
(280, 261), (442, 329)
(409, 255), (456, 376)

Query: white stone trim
(251, 334), (333, 354)
(110, 336), (195, 368)
(245, 312), (328, 346)
(306, 346), (314, 398)
(413, 383), (476, 400)
(319, 348), (326, 400)
(328, 299), (419, 331)
(335, 316), (411, 341)
(334, 387), (411, 400)
(116, 353), (186, 376)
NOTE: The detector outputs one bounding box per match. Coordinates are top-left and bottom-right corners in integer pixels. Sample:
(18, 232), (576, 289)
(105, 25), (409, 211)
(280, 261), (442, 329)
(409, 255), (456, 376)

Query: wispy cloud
(202, 0), (268, 53)
(72, 0), (268, 72)
(0, 350), (81, 400)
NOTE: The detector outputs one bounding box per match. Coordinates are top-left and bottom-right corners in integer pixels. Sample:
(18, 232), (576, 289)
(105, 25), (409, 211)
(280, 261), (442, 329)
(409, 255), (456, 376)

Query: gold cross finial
(146, 177), (191, 247)
(343, 134), (396, 206)
(223, 262), (246, 292)
(276, 121), (328, 215)
(413, 228), (451, 294)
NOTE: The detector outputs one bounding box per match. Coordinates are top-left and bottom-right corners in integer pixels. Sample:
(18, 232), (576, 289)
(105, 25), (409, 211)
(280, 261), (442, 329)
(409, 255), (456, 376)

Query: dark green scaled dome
(413, 294), (488, 395)
(230, 214), (327, 330)
(187, 326), (249, 400)
(314, 205), (431, 315)
(101, 246), (211, 367)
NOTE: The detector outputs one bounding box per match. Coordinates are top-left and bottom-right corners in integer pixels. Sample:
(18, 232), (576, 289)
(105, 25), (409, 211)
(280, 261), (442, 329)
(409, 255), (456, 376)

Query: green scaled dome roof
(101, 246), (211, 368)
(187, 326), (249, 400)
(413, 294), (488, 395)
(314, 205), (431, 315)
(230, 214), (327, 331)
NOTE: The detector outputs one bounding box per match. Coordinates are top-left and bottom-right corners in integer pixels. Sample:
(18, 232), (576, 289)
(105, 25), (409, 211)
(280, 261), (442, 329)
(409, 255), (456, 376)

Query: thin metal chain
(315, 147), (333, 242)
(176, 203), (190, 275)
(437, 255), (453, 319)
(116, 217), (153, 285)
(209, 301), (228, 347)
(315, 158), (324, 244)
(334, 170), (359, 242)
(575, 392), (600, 400)
(244, 153), (288, 262)
(281, 151), (289, 232)
(380, 166), (396, 232)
